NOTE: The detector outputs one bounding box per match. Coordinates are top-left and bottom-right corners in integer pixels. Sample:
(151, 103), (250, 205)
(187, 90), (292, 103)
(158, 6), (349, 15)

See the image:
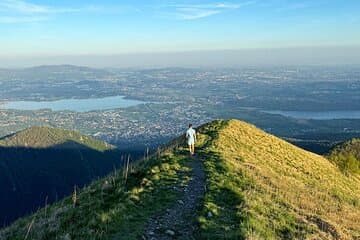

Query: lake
(264, 110), (360, 120)
(0, 96), (146, 112)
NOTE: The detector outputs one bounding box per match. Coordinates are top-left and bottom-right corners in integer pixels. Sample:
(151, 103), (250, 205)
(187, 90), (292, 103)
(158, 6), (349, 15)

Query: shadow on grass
(196, 149), (249, 240)
(193, 120), (250, 239)
(0, 141), (122, 227)
(0, 144), (194, 240)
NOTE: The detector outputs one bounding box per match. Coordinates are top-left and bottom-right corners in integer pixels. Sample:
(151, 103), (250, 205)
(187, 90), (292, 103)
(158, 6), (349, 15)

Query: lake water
(0, 96), (146, 112)
(264, 110), (360, 120)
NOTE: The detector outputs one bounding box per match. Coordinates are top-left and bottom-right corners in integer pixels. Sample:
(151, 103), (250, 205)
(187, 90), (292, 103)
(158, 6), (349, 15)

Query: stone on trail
(165, 229), (175, 236)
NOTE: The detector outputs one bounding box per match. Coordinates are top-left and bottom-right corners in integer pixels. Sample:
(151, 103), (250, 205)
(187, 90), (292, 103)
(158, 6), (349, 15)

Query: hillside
(0, 126), (121, 227)
(198, 120), (360, 239)
(1, 120), (359, 239)
(326, 139), (360, 175)
(0, 126), (113, 151)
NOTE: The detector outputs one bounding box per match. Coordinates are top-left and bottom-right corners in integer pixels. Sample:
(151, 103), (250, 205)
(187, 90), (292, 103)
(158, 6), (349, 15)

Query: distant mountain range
(0, 65), (112, 84)
(1, 120), (359, 239)
(0, 126), (122, 226)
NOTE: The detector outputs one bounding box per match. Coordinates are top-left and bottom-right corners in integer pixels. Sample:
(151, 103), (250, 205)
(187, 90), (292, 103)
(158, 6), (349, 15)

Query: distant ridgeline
(0, 126), (122, 226)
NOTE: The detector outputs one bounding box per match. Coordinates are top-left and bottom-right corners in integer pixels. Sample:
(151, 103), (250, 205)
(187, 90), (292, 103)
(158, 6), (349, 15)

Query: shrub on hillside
(329, 153), (360, 175)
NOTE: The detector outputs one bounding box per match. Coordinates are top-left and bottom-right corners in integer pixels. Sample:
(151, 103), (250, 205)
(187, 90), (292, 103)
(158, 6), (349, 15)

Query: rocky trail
(142, 154), (206, 240)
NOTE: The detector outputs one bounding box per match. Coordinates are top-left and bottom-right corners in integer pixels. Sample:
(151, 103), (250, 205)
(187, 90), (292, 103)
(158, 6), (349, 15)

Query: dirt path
(142, 155), (205, 240)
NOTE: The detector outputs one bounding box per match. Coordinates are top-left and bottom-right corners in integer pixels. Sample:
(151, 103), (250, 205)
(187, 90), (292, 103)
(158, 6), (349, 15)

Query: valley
(1, 65), (360, 154)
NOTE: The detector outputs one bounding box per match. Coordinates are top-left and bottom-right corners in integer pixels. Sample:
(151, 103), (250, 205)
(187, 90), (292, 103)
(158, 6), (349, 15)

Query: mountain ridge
(200, 120), (360, 239)
(1, 120), (359, 239)
(0, 126), (114, 151)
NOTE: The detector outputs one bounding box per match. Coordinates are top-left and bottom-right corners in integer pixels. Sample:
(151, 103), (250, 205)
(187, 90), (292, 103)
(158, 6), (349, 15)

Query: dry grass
(211, 120), (360, 239)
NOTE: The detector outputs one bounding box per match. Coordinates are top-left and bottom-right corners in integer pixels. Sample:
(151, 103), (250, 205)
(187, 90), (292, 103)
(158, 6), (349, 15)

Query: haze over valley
(1, 65), (359, 154)
(0, 0), (360, 239)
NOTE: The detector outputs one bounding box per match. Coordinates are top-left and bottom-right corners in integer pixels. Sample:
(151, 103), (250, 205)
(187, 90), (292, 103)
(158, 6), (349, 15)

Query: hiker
(186, 124), (196, 155)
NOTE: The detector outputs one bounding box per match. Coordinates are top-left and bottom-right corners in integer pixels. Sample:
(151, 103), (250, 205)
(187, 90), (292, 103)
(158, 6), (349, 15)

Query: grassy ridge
(197, 120), (360, 239)
(196, 120), (250, 239)
(1, 120), (359, 239)
(0, 126), (113, 151)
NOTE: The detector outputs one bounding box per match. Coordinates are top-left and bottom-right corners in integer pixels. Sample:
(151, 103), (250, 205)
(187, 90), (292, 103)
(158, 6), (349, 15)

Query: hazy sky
(0, 0), (359, 67)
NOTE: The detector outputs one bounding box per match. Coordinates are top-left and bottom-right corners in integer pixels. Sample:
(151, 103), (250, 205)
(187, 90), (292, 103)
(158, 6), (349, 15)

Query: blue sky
(0, 0), (360, 66)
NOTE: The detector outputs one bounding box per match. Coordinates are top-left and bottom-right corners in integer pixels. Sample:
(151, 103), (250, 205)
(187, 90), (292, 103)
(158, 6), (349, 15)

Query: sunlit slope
(0, 126), (113, 151)
(198, 120), (360, 239)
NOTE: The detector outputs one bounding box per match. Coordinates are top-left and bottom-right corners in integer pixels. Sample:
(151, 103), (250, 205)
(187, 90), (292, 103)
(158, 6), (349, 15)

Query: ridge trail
(142, 154), (206, 240)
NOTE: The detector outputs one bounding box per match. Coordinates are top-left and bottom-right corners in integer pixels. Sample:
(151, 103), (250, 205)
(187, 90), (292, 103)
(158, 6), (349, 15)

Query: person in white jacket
(186, 124), (196, 155)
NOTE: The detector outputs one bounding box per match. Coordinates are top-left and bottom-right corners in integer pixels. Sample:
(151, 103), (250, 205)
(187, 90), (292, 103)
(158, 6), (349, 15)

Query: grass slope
(0, 126), (113, 151)
(1, 120), (359, 239)
(197, 120), (360, 239)
(0, 141), (193, 239)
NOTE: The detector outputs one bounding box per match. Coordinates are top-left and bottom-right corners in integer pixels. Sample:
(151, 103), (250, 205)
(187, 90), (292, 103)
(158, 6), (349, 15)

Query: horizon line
(1, 46), (360, 68)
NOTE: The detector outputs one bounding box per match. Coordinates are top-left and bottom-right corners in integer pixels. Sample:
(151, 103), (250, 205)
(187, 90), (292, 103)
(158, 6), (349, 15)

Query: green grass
(0, 126), (113, 151)
(0, 147), (193, 240)
(195, 121), (312, 239)
(194, 120), (250, 239)
(196, 120), (360, 240)
(326, 138), (360, 175)
(2, 119), (360, 240)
